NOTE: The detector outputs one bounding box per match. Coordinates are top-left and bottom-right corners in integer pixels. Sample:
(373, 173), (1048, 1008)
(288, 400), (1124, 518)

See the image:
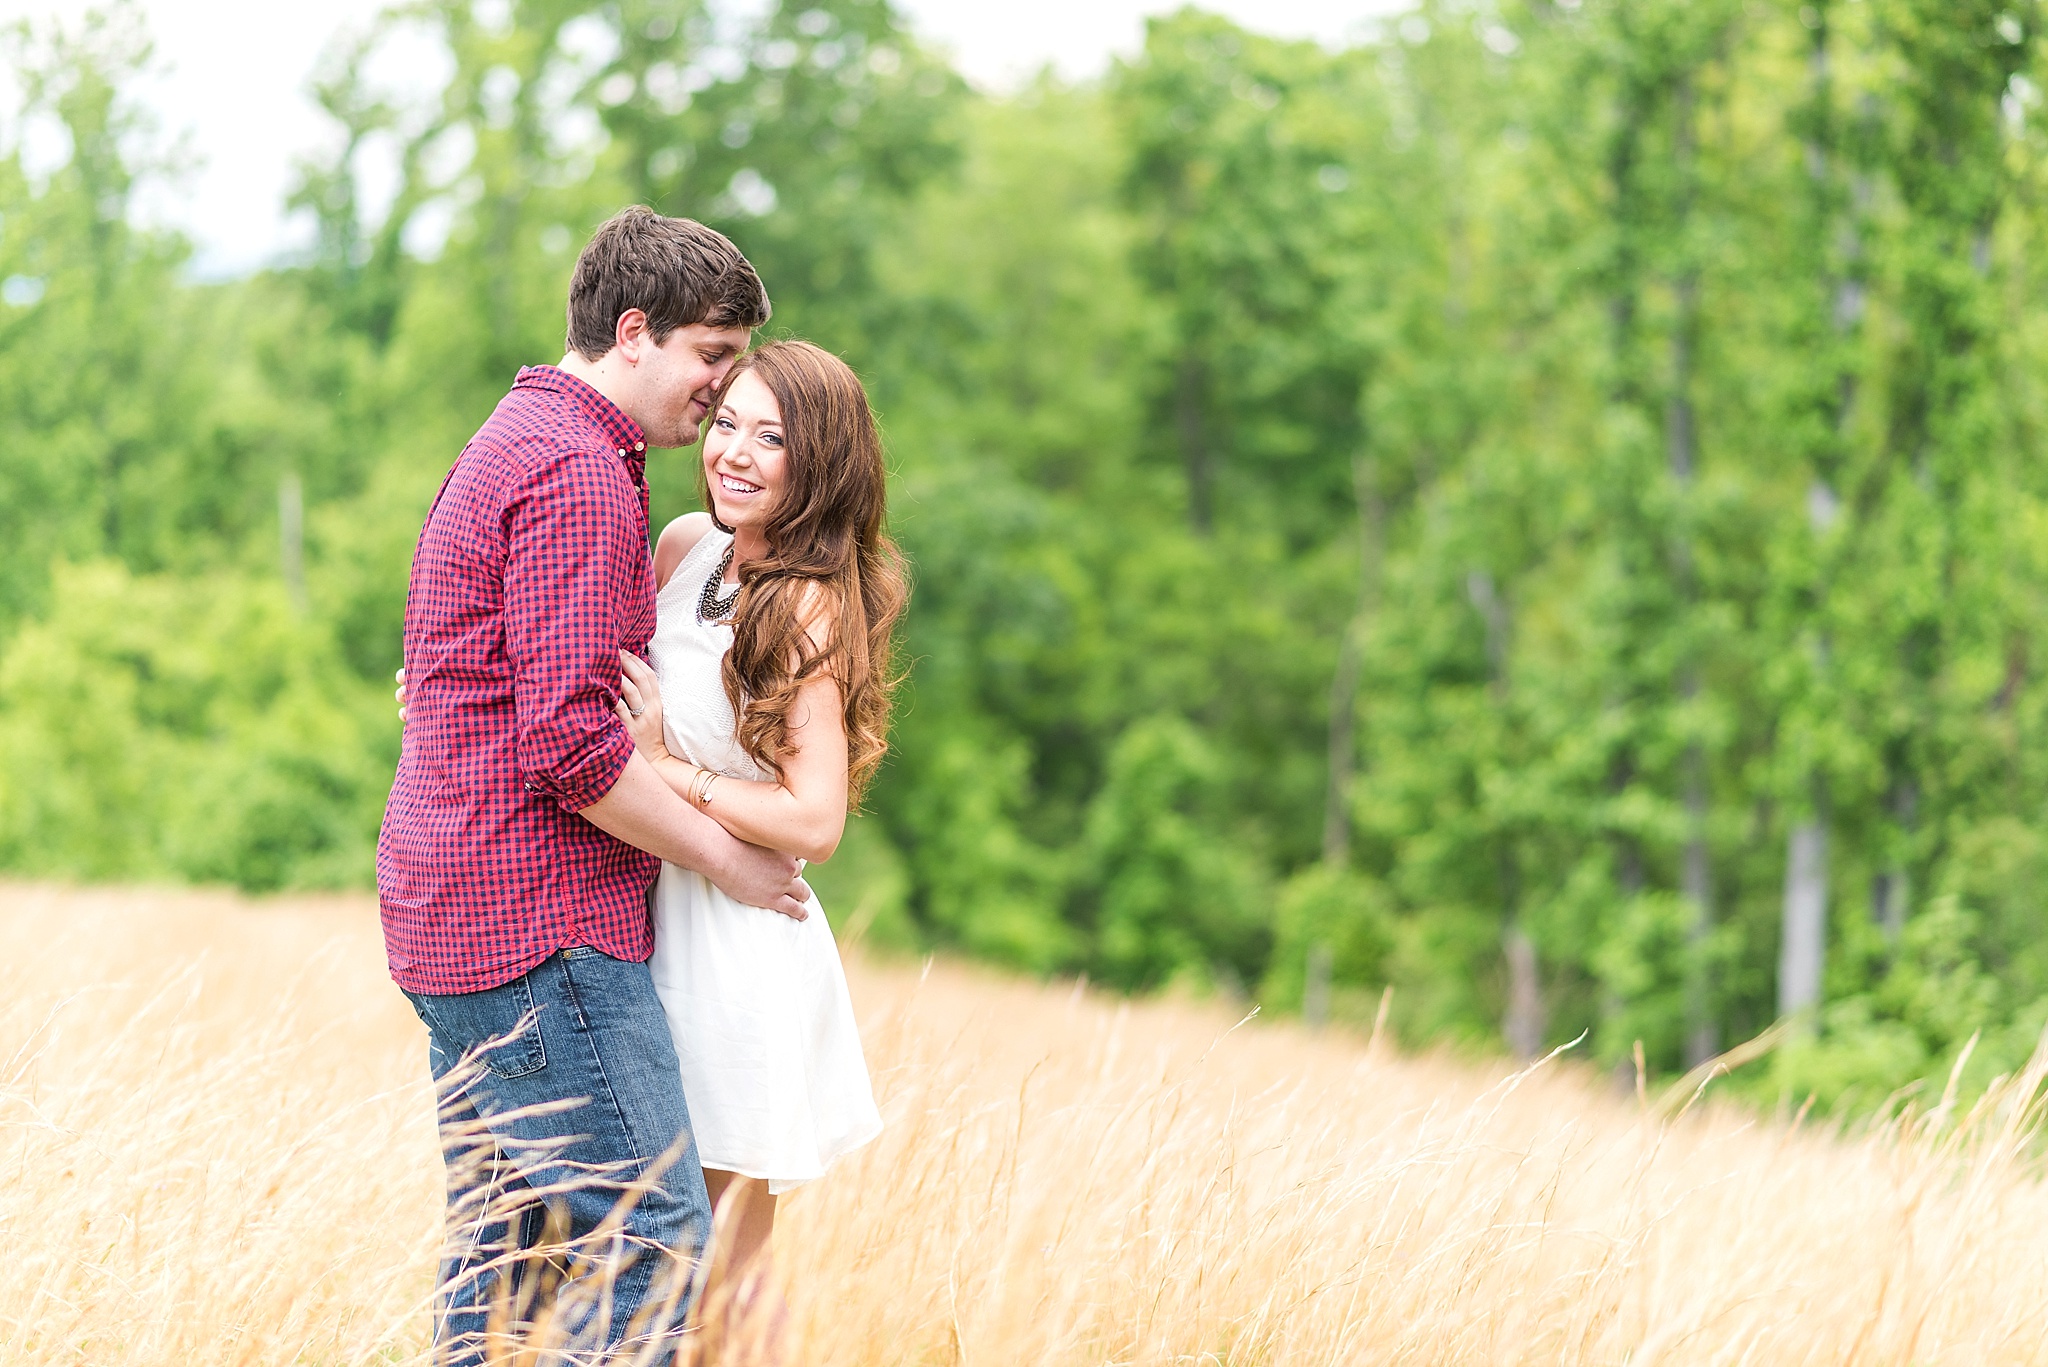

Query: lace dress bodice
(646, 528), (769, 783)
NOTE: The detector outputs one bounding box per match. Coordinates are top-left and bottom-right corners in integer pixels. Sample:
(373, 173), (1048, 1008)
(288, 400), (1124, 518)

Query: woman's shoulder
(789, 578), (840, 650)
(654, 512), (719, 589)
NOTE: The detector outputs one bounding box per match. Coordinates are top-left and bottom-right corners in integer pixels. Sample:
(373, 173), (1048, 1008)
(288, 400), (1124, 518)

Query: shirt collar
(515, 365), (650, 474)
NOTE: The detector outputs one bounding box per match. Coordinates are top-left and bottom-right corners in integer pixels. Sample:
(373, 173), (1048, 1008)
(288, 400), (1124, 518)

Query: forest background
(1, 0), (2043, 1109)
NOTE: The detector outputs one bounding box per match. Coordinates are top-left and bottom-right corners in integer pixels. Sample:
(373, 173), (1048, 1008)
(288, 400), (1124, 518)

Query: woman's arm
(616, 648), (849, 865)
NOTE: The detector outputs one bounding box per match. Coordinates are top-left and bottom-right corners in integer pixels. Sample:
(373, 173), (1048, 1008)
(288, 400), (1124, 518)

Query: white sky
(0, 0), (1402, 278)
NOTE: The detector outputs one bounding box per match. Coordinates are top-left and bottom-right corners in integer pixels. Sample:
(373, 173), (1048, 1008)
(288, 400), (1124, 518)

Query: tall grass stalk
(4, 884), (2047, 1364)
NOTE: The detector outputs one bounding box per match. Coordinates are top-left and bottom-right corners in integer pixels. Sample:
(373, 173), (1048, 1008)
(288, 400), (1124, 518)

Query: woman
(613, 337), (904, 1297)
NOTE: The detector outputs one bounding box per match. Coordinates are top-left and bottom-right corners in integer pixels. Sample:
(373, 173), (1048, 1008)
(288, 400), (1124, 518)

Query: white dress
(645, 529), (882, 1194)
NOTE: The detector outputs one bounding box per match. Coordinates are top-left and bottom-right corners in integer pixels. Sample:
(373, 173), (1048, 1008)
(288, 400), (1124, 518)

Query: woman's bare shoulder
(654, 511), (716, 589)
(792, 578), (840, 651)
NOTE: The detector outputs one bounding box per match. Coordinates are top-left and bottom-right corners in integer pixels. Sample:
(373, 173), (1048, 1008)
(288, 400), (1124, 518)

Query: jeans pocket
(419, 973), (550, 1081)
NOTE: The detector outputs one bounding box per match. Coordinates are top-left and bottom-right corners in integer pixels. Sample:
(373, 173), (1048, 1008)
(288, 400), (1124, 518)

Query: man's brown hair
(565, 207), (770, 359)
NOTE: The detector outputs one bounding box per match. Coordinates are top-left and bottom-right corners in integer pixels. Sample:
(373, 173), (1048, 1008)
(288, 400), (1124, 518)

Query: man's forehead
(666, 321), (751, 352)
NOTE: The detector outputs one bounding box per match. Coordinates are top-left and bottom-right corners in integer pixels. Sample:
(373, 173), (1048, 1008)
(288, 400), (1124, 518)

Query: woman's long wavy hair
(702, 340), (907, 804)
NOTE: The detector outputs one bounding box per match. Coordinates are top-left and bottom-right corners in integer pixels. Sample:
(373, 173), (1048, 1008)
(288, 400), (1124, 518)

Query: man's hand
(710, 839), (814, 919)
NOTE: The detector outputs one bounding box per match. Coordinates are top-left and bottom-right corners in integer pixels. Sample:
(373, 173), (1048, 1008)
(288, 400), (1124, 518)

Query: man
(378, 206), (808, 1363)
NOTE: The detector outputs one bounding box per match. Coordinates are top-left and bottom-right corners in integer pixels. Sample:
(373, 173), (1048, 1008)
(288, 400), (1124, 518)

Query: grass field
(5, 883), (2048, 1365)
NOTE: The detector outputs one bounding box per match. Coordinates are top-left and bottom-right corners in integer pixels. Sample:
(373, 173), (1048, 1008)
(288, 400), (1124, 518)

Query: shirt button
(634, 441), (645, 452)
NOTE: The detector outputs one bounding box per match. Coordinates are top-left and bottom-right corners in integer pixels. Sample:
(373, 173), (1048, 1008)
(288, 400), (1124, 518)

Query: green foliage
(1260, 865), (1394, 1015)
(0, 562), (389, 888)
(7, 0), (2048, 1109)
(1082, 714), (1269, 991)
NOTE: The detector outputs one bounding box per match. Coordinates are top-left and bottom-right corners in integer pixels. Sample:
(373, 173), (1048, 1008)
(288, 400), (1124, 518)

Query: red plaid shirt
(378, 366), (661, 994)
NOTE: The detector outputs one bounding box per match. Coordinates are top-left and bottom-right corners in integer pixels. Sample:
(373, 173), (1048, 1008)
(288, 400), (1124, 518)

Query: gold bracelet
(700, 772), (720, 805)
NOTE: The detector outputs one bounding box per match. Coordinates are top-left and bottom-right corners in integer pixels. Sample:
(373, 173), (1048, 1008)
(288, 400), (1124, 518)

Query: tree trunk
(1504, 924), (1544, 1062)
(1873, 776), (1916, 942)
(1681, 732), (1716, 1065)
(1321, 632), (1362, 870)
(1304, 942), (1333, 1030)
(1321, 452), (1381, 868)
(279, 472), (307, 614)
(1668, 73), (1714, 1067)
(1775, 3), (1860, 1023)
(1467, 566), (1529, 1059)
(1466, 569), (1509, 695)
(1873, 865), (1908, 942)
(1779, 816), (1828, 1019)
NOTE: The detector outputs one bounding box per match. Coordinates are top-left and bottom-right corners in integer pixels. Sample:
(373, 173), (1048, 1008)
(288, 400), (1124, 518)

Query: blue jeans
(403, 947), (712, 1365)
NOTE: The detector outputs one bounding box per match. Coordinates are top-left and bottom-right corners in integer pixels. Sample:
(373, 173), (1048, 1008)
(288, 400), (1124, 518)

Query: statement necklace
(698, 545), (741, 623)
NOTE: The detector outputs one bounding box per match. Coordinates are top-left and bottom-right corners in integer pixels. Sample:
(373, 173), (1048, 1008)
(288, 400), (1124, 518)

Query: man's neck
(557, 351), (637, 428)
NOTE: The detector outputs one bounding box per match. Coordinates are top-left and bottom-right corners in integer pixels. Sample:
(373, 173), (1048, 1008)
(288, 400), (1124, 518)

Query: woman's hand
(616, 650), (670, 760)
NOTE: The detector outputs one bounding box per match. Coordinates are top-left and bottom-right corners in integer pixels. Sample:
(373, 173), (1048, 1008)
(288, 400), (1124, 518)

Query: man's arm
(580, 752), (811, 919)
(499, 449), (804, 916)
(392, 665), (809, 916)
(502, 453), (648, 813)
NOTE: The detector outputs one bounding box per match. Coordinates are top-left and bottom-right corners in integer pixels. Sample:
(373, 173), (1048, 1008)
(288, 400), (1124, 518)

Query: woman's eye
(762, 432), (783, 447)
(714, 416), (735, 430)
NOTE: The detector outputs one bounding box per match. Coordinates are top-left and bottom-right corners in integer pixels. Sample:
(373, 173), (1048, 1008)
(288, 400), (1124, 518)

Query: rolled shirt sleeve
(502, 448), (643, 812)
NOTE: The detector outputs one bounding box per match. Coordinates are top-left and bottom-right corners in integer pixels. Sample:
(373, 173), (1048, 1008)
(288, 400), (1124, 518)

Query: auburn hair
(702, 340), (907, 803)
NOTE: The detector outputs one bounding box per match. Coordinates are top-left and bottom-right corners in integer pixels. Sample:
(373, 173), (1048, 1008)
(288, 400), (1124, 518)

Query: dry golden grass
(5, 882), (2048, 1365)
